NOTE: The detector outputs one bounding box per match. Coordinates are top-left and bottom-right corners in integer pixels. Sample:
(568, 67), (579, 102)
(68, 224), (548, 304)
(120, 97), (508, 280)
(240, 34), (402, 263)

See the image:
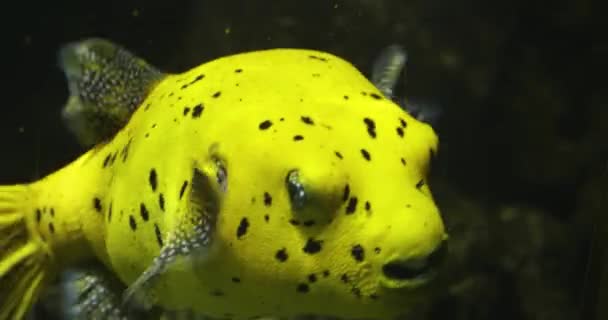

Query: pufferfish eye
(286, 170), (306, 209)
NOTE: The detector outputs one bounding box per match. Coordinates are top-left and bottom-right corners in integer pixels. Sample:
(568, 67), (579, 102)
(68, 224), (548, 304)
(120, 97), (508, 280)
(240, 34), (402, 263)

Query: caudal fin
(0, 185), (51, 319)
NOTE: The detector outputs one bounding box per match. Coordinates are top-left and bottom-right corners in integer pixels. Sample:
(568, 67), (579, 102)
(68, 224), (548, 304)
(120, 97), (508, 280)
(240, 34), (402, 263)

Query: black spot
(263, 192), (272, 206)
(361, 149), (371, 161)
(129, 215), (137, 231)
(159, 194), (165, 211)
(370, 93), (382, 100)
(50, 208), (55, 217)
(322, 270), (330, 277)
(363, 118), (376, 138)
(351, 244), (365, 262)
(374, 247), (381, 254)
(365, 201), (371, 212)
(235, 68), (243, 73)
(352, 287), (362, 298)
(183, 107), (191, 116)
(312, 73), (320, 78)
(308, 55), (328, 62)
(48, 222), (55, 234)
(341, 274), (349, 283)
(236, 217), (249, 239)
(346, 197), (358, 215)
(149, 169), (158, 192)
(289, 219), (301, 226)
(179, 181), (188, 199)
(212, 91), (221, 98)
(259, 120), (273, 130)
(93, 198), (102, 213)
(210, 289), (224, 297)
(416, 179), (425, 190)
(300, 116), (314, 125)
(401, 158), (406, 166)
(275, 248), (288, 262)
(108, 203), (112, 222)
(396, 127), (404, 138)
(343, 95), (349, 100)
(296, 283), (309, 293)
(154, 224), (163, 247)
(181, 84), (189, 90)
(35, 209), (41, 223)
(303, 220), (315, 227)
(293, 135), (304, 141)
(335, 151), (343, 160)
(400, 118), (407, 128)
(140, 203), (149, 221)
(303, 238), (323, 254)
(110, 152), (117, 165)
(264, 214), (270, 222)
(103, 154), (111, 168)
(342, 184), (350, 202)
(121, 139), (132, 162)
(192, 104), (204, 118)
(308, 274), (317, 283)
(191, 74), (205, 84)
(231, 277), (241, 283)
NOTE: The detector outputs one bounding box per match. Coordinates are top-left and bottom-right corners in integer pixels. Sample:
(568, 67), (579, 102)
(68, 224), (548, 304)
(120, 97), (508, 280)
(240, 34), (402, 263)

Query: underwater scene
(1, 1), (606, 319)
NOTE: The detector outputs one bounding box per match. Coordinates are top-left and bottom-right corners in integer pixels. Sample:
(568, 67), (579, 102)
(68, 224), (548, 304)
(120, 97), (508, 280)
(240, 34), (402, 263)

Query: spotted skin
(6, 45), (445, 319)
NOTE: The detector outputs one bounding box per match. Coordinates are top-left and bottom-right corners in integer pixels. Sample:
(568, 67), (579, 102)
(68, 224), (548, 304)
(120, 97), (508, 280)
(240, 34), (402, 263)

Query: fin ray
(0, 185), (51, 320)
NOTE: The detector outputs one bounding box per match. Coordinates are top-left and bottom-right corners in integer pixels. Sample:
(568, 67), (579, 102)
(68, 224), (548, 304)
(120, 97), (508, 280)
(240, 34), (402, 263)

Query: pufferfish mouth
(380, 241), (447, 288)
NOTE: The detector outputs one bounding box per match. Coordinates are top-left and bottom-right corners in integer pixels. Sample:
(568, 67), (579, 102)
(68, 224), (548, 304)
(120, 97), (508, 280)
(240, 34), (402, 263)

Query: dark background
(2, 1), (607, 319)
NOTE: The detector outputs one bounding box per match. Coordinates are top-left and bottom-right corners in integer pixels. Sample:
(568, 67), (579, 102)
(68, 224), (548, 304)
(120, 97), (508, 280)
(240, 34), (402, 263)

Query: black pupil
(286, 170), (306, 209)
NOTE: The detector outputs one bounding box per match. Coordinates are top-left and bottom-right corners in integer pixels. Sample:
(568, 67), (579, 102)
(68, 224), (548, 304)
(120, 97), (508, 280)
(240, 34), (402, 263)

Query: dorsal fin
(59, 38), (165, 146)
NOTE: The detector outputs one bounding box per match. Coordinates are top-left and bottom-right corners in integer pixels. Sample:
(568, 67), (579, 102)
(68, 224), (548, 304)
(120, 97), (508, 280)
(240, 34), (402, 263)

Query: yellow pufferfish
(0, 39), (447, 320)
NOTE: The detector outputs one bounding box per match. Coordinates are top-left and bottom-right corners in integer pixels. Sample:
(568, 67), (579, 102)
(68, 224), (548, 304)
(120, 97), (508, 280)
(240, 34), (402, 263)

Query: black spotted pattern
(192, 104), (204, 118)
(345, 197), (358, 215)
(93, 198), (102, 213)
(179, 181), (188, 199)
(416, 179), (425, 189)
(159, 194), (165, 211)
(129, 215), (137, 231)
(396, 127), (404, 138)
(361, 149), (371, 161)
(303, 238), (322, 254)
(351, 244), (365, 262)
(342, 184), (350, 202)
(363, 118), (376, 138)
(275, 248), (288, 262)
(263, 192), (272, 206)
(296, 283), (309, 293)
(149, 169), (158, 192)
(259, 120), (272, 130)
(140, 203), (149, 221)
(154, 223), (163, 247)
(237, 217), (249, 239)
(300, 116), (314, 125)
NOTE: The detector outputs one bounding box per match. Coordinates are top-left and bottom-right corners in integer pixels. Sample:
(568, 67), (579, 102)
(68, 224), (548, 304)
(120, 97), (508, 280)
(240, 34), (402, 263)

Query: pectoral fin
(59, 38), (165, 146)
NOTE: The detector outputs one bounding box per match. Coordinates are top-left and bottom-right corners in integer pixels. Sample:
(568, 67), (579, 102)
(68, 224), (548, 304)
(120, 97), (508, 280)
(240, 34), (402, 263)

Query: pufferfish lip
(380, 241), (447, 288)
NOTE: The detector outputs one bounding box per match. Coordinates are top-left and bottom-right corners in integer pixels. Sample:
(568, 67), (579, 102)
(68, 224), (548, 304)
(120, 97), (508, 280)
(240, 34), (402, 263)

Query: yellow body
(3, 49), (445, 319)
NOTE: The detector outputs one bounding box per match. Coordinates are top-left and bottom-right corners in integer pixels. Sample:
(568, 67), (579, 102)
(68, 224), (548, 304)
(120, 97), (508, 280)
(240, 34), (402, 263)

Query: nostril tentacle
(382, 241), (447, 280)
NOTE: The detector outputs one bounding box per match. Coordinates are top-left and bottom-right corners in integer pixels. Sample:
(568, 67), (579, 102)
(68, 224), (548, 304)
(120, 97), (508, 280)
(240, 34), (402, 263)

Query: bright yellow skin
(26, 49), (445, 319)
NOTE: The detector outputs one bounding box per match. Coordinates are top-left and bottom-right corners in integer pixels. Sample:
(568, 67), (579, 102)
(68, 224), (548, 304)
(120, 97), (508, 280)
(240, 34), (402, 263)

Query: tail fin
(0, 185), (51, 320)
